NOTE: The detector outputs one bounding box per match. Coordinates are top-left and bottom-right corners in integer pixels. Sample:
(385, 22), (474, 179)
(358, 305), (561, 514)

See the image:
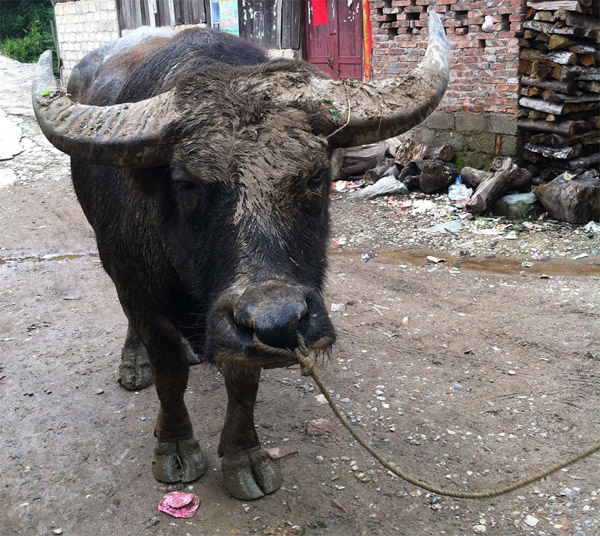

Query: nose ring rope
(252, 332), (600, 500)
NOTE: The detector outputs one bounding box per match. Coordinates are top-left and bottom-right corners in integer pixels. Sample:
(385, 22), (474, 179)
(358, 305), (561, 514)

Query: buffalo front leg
(119, 324), (153, 391)
(119, 323), (202, 391)
(218, 365), (281, 500)
(137, 320), (207, 484)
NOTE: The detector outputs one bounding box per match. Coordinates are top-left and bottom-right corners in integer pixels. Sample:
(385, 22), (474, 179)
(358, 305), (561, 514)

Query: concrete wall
(54, 0), (121, 83)
(53, 0), (207, 84)
(369, 0), (526, 166)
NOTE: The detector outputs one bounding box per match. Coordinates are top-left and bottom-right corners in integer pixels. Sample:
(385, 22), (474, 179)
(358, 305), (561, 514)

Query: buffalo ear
(32, 50), (177, 168)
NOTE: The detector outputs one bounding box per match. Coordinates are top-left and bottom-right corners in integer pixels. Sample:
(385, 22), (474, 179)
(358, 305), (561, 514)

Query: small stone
(524, 515), (538, 527)
(96, 389), (104, 395)
(472, 524), (487, 534)
(265, 444), (299, 460)
(331, 498), (349, 513)
(52, 530), (64, 535)
(149, 517), (160, 527)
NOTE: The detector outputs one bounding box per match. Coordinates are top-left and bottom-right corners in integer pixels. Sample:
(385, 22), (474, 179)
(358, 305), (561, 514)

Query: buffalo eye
(171, 168), (197, 191)
(170, 168), (204, 212)
(307, 169), (329, 192)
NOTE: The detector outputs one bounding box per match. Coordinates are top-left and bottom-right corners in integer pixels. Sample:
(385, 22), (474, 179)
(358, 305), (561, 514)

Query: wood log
(567, 152), (600, 170)
(419, 160), (459, 194)
(543, 91), (600, 103)
(526, 0), (582, 11)
(332, 142), (387, 179)
(549, 34), (575, 50)
(460, 167), (493, 189)
(521, 48), (578, 66)
(535, 10), (555, 22)
(521, 75), (576, 93)
(569, 44), (598, 54)
(518, 118), (591, 135)
(519, 96), (566, 114)
(523, 20), (599, 39)
(466, 159), (534, 215)
(524, 142), (582, 159)
(577, 80), (600, 92)
(552, 65), (600, 81)
(394, 139), (427, 165)
(529, 110), (549, 120)
(537, 130), (600, 147)
(363, 158), (396, 184)
(578, 53), (596, 67)
(534, 171), (600, 223)
(553, 9), (600, 29)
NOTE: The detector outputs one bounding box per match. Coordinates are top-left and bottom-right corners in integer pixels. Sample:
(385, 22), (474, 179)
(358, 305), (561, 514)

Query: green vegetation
(0, 0), (55, 64)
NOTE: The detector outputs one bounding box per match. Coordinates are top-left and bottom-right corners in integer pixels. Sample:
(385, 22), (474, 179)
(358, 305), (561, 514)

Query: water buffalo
(32, 14), (448, 500)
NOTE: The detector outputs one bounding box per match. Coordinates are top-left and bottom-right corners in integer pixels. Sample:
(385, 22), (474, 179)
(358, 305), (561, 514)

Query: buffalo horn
(32, 51), (175, 167)
(279, 12), (450, 148)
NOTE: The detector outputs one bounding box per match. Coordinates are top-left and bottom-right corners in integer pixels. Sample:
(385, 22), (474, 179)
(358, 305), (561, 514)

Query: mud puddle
(332, 249), (600, 276)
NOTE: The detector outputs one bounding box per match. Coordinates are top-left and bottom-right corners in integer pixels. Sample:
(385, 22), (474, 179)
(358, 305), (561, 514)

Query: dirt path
(1, 54), (598, 536)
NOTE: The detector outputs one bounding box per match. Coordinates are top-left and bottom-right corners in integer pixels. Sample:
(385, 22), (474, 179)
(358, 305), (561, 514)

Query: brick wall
(54, 0), (121, 83)
(369, 0), (527, 166)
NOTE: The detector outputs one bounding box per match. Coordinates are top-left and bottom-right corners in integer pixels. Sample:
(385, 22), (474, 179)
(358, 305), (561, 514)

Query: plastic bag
(448, 175), (472, 202)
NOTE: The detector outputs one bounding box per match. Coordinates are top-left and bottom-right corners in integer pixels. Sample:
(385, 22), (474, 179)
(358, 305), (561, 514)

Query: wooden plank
(281, 0), (301, 49)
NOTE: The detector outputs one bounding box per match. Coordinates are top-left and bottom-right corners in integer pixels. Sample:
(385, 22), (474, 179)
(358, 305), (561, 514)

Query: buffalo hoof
(119, 345), (152, 391)
(152, 438), (207, 483)
(222, 447), (282, 500)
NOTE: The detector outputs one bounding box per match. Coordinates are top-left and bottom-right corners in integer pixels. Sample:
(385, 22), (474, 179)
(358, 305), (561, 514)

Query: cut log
(567, 152), (600, 170)
(522, 48), (578, 66)
(332, 142), (387, 179)
(419, 160), (459, 194)
(394, 139), (427, 165)
(534, 10), (554, 22)
(543, 91), (600, 103)
(577, 80), (600, 92)
(534, 171), (600, 223)
(552, 65), (600, 81)
(460, 167), (493, 188)
(519, 97), (566, 114)
(553, 9), (600, 29)
(521, 48), (578, 67)
(523, 20), (599, 39)
(524, 142), (582, 159)
(466, 159), (534, 215)
(521, 75), (576, 93)
(549, 34), (575, 50)
(526, 1), (582, 11)
(363, 158), (397, 184)
(578, 53), (595, 67)
(537, 130), (600, 147)
(520, 96), (600, 115)
(518, 118), (591, 135)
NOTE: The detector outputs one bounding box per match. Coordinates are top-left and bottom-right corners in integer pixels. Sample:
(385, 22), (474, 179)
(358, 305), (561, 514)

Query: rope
(253, 333), (600, 500)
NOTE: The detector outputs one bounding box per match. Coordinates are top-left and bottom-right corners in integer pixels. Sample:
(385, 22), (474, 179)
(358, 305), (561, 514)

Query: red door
(305, 0), (363, 81)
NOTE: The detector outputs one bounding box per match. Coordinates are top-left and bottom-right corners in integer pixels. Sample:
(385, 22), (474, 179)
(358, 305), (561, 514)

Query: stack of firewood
(518, 0), (599, 181)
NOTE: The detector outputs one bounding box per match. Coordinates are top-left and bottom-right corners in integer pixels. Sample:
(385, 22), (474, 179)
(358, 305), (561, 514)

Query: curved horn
(276, 12), (449, 148)
(32, 51), (176, 167)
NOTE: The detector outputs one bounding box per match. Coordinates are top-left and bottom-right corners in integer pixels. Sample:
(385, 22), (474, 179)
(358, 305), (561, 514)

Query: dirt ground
(0, 54), (599, 536)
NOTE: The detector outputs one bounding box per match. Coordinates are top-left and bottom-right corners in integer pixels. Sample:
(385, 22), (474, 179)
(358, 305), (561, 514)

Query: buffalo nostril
(234, 297), (307, 350)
